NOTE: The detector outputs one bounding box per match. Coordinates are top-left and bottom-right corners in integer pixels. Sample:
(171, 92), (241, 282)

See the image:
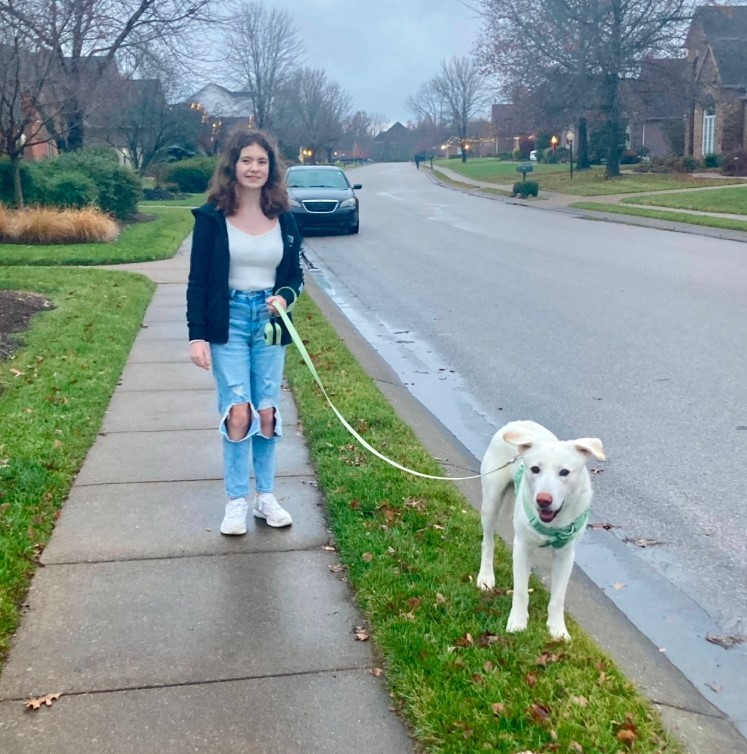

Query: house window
(702, 107), (715, 155)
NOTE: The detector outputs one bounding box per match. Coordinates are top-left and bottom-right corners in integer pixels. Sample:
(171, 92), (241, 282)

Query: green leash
(275, 305), (516, 481)
(513, 464), (589, 548)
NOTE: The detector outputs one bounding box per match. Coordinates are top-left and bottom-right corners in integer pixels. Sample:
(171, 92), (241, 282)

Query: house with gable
(685, 5), (747, 158)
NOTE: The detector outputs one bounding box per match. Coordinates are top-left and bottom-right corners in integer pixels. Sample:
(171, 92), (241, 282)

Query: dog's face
(503, 431), (605, 523)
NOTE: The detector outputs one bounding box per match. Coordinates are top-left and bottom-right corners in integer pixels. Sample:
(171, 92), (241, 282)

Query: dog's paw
(476, 571), (495, 591)
(547, 622), (571, 641)
(506, 610), (528, 633)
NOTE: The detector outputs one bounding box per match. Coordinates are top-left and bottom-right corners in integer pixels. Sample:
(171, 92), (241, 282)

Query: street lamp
(566, 129), (574, 180)
(550, 135), (558, 153)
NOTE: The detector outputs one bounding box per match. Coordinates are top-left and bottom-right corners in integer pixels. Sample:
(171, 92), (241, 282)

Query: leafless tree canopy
(472, 0), (691, 175)
(224, 2), (305, 129)
(0, 0), (216, 149)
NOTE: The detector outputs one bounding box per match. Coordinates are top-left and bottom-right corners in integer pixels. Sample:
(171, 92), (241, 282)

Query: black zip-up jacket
(186, 203), (304, 345)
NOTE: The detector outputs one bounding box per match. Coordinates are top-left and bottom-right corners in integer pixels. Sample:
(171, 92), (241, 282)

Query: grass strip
(620, 186), (747, 214)
(571, 202), (747, 233)
(140, 192), (208, 208)
(431, 168), (511, 197)
(285, 294), (684, 754)
(0, 267), (155, 661)
(0, 206), (193, 266)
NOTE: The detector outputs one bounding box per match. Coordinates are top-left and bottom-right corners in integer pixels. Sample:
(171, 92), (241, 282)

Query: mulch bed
(0, 289), (53, 363)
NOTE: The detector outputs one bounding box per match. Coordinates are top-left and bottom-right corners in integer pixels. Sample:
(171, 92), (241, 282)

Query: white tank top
(227, 220), (282, 292)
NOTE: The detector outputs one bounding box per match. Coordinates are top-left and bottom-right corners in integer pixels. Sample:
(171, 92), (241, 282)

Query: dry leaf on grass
(491, 702), (506, 716)
(528, 702), (552, 725)
(353, 625), (369, 641)
(25, 692), (62, 710)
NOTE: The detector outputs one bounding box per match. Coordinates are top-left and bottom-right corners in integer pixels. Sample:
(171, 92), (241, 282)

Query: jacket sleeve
(274, 213), (304, 312)
(186, 210), (214, 341)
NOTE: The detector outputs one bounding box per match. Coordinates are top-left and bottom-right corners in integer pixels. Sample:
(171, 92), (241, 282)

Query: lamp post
(550, 135), (558, 154)
(566, 129), (574, 180)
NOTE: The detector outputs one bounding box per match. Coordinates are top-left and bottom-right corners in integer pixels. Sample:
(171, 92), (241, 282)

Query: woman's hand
(190, 340), (211, 370)
(266, 295), (288, 316)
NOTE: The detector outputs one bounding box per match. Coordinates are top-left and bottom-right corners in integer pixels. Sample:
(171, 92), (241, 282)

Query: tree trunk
(602, 73), (622, 178)
(63, 98), (85, 151)
(577, 118), (590, 170)
(11, 152), (24, 208)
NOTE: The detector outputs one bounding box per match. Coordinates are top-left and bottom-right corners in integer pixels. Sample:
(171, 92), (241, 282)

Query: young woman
(187, 128), (304, 534)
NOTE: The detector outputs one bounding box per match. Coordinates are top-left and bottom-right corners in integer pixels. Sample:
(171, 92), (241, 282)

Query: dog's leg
(546, 546), (575, 640)
(477, 493), (499, 591)
(506, 537), (531, 632)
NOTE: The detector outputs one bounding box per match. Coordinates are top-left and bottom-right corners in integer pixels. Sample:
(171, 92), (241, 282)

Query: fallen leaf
(570, 695), (589, 707)
(407, 597), (421, 610)
(616, 729), (637, 748)
(472, 673), (485, 686)
(328, 564), (345, 573)
(706, 681), (722, 693)
(625, 537), (665, 547)
(362, 552), (374, 562)
(10, 368), (25, 378)
(613, 582), (626, 590)
(322, 544), (336, 551)
(370, 667), (383, 677)
(569, 742), (584, 753)
(353, 625), (369, 641)
(536, 652), (561, 666)
(706, 633), (747, 649)
(453, 632), (475, 648)
(25, 692), (62, 710)
(435, 592), (446, 605)
(525, 672), (538, 687)
(528, 702), (551, 725)
(587, 522), (618, 530)
(478, 631), (504, 647)
(483, 661), (494, 673)
(490, 702), (506, 716)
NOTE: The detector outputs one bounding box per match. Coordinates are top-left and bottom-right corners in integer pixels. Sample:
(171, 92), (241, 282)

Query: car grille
(302, 200), (339, 213)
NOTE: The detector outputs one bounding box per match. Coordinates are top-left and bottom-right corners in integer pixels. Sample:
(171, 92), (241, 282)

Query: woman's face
(234, 143), (270, 191)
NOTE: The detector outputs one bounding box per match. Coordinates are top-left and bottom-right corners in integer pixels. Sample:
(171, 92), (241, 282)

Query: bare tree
(224, 2), (304, 129)
(0, 0), (216, 150)
(281, 67), (351, 163)
(406, 81), (447, 128)
(0, 34), (63, 205)
(430, 56), (490, 162)
(472, 0), (691, 176)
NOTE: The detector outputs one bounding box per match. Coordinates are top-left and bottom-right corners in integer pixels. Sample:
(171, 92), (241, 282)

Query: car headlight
(339, 197), (356, 208)
(289, 197), (301, 208)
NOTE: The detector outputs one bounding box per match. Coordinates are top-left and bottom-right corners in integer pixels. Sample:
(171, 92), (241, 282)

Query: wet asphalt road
(299, 161), (747, 724)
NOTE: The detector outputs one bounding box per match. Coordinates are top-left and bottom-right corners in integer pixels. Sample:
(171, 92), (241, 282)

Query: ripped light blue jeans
(210, 289), (286, 499)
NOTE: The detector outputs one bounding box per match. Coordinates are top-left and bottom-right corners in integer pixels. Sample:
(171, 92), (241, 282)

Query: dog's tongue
(539, 509), (556, 523)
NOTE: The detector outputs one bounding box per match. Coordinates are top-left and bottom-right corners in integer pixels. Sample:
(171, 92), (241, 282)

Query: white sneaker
(220, 497), (248, 535)
(253, 493), (292, 528)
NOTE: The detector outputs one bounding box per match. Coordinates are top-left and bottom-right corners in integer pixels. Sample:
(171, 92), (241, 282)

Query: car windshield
(287, 169), (350, 190)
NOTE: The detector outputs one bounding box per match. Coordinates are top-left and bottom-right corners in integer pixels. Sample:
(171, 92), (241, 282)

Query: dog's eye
(530, 466), (540, 474)
(559, 469), (570, 477)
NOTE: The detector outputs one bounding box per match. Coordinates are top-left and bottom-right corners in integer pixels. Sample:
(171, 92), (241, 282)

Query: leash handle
(275, 305), (510, 481)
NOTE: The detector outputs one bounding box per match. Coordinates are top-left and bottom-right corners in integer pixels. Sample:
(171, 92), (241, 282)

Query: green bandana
(513, 463), (589, 549)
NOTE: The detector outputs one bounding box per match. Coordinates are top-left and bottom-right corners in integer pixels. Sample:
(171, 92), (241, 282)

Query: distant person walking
(415, 154), (420, 170)
(187, 128), (304, 534)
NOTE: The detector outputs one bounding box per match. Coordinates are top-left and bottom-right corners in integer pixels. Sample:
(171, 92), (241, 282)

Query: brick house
(685, 5), (747, 158)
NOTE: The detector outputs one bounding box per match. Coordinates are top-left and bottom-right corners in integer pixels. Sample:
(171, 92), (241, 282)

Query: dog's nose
(536, 492), (553, 508)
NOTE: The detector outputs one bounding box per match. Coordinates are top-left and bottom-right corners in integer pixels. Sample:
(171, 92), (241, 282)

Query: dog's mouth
(538, 505), (562, 523)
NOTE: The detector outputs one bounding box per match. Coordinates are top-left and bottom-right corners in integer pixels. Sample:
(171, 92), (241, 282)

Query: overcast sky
(268, 0), (484, 125)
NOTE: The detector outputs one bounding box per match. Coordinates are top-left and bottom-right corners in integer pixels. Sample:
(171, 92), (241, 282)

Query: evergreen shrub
(511, 180), (539, 198)
(43, 171), (99, 209)
(721, 150), (747, 176)
(162, 156), (216, 193)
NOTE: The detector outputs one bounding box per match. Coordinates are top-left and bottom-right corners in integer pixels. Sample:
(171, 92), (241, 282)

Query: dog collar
(513, 464), (589, 549)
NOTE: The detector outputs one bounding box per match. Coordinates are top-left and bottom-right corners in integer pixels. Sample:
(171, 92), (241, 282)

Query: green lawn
(0, 267), (155, 661)
(285, 294), (685, 754)
(140, 191), (208, 208)
(621, 185), (747, 214)
(437, 158), (743, 196)
(0, 206), (193, 265)
(571, 201), (747, 232)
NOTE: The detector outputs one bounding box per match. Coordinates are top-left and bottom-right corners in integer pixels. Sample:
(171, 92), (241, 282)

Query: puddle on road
(304, 250), (747, 737)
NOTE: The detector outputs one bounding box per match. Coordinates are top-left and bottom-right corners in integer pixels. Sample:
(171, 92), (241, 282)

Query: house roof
(622, 58), (691, 120)
(687, 6), (747, 87)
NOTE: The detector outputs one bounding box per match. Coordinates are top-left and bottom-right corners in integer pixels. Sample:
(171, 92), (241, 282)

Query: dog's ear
(503, 430), (534, 453)
(573, 438), (605, 461)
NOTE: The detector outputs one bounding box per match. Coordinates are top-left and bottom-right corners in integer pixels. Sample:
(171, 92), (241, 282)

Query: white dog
(476, 420), (605, 640)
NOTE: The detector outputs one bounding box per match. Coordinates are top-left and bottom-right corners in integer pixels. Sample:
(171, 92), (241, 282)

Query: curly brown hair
(207, 128), (289, 217)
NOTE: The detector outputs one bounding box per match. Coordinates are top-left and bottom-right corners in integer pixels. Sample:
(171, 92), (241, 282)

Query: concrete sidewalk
(0, 243), (413, 753)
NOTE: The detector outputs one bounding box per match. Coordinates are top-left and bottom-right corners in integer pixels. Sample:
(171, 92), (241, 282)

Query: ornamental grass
(0, 205), (119, 244)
